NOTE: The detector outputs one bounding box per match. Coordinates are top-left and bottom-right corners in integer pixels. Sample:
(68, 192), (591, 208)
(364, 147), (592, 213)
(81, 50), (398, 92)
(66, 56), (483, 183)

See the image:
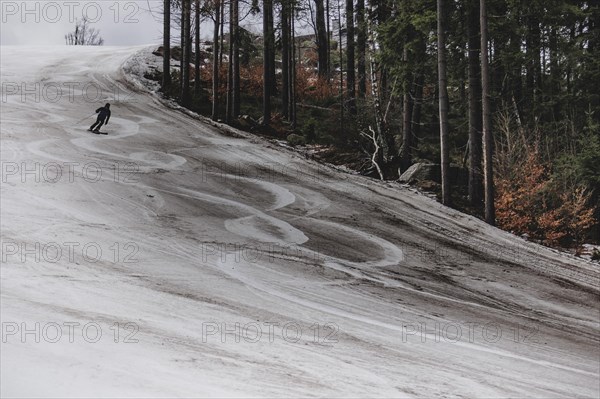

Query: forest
(156, 0), (599, 252)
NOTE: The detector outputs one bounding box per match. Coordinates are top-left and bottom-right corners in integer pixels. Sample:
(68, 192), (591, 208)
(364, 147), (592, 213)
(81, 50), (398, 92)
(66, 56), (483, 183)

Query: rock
(238, 115), (257, 128)
(398, 163), (440, 183)
(399, 162), (468, 187)
(152, 47), (164, 57)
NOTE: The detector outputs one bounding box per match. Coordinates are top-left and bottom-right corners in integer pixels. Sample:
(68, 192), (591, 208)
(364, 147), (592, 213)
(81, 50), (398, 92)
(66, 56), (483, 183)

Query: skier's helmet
(105, 103), (110, 108)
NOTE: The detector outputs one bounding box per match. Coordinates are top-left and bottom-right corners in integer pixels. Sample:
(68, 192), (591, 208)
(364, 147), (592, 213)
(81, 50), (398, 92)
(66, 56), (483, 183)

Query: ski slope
(1, 45), (598, 398)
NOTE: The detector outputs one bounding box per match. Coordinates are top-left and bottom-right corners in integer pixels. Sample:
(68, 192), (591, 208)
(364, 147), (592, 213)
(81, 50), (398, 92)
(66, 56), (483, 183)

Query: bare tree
(65, 17), (104, 45)
(367, 1), (386, 168)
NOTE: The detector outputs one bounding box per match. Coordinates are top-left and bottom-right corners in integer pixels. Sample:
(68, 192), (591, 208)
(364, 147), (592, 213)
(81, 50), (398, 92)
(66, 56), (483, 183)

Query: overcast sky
(1, 1), (165, 45)
(0, 1), (314, 46)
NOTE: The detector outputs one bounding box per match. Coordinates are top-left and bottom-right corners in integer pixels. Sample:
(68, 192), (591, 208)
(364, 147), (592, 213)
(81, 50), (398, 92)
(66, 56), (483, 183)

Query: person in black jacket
(89, 103), (111, 133)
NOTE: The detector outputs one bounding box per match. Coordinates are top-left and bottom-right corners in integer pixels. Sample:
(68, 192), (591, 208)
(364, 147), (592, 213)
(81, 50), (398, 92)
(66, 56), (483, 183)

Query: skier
(89, 103), (111, 134)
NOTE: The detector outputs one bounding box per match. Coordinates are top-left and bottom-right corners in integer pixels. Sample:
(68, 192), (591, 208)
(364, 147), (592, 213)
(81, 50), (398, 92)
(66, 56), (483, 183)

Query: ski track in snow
(1, 45), (599, 398)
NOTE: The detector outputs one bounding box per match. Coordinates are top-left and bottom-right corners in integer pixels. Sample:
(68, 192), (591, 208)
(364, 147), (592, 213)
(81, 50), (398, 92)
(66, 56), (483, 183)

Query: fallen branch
(296, 103), (335, 111)
(361, 126), (384, 180)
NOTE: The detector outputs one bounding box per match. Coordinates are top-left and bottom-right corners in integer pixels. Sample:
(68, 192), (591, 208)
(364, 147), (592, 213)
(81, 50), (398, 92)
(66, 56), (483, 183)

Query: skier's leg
(90, 116), (101, 131)
(93, 119), (105, 132)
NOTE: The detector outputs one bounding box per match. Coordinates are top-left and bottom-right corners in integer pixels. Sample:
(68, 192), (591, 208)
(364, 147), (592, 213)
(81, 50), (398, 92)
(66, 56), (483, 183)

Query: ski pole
(74, 112), (96, 125)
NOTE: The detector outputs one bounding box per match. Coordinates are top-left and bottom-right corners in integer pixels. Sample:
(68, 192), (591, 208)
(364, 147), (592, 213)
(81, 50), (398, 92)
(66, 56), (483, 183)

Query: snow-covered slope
(1, 46), (598, 398)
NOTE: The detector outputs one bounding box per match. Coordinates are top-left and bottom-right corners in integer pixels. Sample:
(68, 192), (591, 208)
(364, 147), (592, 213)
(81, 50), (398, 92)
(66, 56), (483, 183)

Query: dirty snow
(1, 45), (599, 398)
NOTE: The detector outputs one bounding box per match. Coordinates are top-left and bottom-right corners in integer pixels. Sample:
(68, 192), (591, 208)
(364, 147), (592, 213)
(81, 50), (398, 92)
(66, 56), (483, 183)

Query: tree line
(160, 0), (598, 247)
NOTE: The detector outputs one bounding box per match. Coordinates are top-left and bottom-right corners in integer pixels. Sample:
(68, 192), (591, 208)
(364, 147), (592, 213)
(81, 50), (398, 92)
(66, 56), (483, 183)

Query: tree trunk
(194, 0), (201, 96)
(346, 0), (356, 114)
(211, 0), (221, 121)
(467, 0), (482, 206)
(326, 0), (331, 76)
(163, 0), (171, 90)
(380, 68), (387, 107)
(412, 72), (424, 139)
(281, 0), (290, 118)
(411, 35), (426, 142)
(315, 0), (328, 77)
(367, 1), (386, 166)
(226, 0), (234, 122)
(480, 0), (495, 224)
(268, 3), (276, 90)
(437, 0), (451, 205)
(338, 0), (344, 135)
(290, 13), (297, 126)
(549, 27), (560, 120)
(219, 0), (225, 67)
(356, 0), (366, 98)
(400, 46), (412, 171)
(232, 0), (240, 118)
(181, 0), (192, 107)
(525, 13), (541, 120)
(180, 5), (184, 84)
(263, 0), (274, 126)
(509, 26), (523, 117)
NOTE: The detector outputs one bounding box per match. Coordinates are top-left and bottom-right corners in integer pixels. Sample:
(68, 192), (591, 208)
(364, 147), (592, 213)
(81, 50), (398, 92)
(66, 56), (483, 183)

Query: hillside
(1, 46), (598, 398)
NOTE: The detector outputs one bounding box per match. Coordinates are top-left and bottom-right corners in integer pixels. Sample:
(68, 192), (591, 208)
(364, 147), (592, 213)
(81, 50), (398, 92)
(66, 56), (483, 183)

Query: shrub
(287, 133), (306, 146)
(495, 150), (597, 247)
